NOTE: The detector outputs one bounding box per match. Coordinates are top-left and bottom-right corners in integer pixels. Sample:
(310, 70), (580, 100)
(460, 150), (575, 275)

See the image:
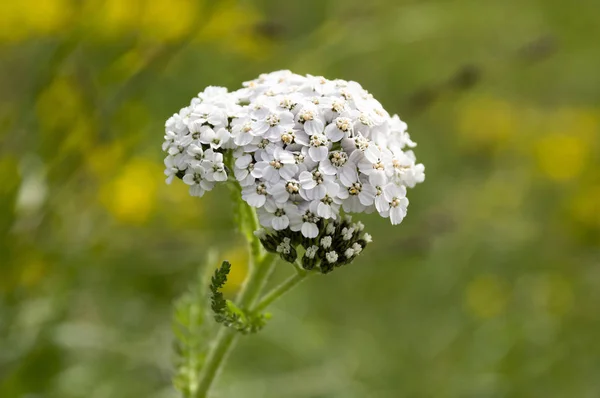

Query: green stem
(195, 253), (276, 398)
(252, 270), (310, 314)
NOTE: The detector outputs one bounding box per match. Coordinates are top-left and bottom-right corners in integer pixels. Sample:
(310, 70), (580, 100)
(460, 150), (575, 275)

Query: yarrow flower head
(162, 71), (425, 272)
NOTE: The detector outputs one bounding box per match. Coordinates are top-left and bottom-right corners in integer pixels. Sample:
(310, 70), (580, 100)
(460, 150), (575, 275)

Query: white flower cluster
(162, 70), (425, 239)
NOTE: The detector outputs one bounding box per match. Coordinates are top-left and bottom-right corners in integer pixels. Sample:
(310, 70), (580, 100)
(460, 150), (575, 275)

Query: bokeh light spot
(465, 274), (510, 319)
(101, 158), (160, 224)
(535, 133), (587, 181)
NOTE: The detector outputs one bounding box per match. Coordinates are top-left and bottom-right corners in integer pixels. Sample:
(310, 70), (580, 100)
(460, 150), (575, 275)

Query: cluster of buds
(255, 216), (372, 274)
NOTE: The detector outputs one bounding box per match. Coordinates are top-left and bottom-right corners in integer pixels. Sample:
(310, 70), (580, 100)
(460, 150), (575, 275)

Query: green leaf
(209, 260), (268, 334)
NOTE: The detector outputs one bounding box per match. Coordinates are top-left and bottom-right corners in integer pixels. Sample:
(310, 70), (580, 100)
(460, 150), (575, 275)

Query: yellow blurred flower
(101, 158), (161, 224)
(465, 274), (510, 319)
(84, 0), (199, 42)
(196, 1), (272, 58)
(140, 0), (198, 42)
(0, 0), (72, 42)
(457, 96), (516, 152)
(534, 133), (588, 182)
(533, 107), (598, 182)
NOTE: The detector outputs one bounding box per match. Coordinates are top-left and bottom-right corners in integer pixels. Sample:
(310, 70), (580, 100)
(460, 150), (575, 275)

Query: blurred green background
(1, 0), (600, 397)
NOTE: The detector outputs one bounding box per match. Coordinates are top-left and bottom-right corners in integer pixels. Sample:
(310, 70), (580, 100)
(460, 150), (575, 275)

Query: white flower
(306, 133), (329, 162)
(198, 126), (231, 150)
(325, 116), (354, 142)
(291, 202), (321, 238)
(162, 70), (425, 240)
(316, 182), (342, 219)
(296, 103), (325, 135)
(338, 175), (377, 212)
(276, 128), (298, 147)
(182, 166), (215, 197)
(164, 158), (179, 185)
(234, 154), (256, 186)
(293, 147), (318, 173)
(268, 178), (301, 203)
(374, 185), (389, 213)
(383, 184), (408, 225)
(321, 149), (361, 187)
(302, 75), (336, 96)
(253, 147), (298, 183)
(320, 97), (349, 122)
(231, 117), (256, 146)
(202, 149), (227, 182)
(242, 182), (268, 208)
(298, 169), (336, 200)
(258, 199), (301, 230)
(252, 108), (295, 140)
(403, 163), (426, 188)
(342, 134), (381, 163)
(357, 148), (392, 187)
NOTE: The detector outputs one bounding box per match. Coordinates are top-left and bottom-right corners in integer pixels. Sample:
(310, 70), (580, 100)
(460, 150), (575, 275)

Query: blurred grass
(1, 0), (600, 397)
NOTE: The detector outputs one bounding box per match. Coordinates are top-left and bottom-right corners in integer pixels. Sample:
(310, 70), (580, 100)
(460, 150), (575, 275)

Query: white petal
(311, 184), (327, 200)
(325, 126), (344, 142)
(272, 216), (289, 230)
(251, 121), (269, 136)
(390, 207), (405, 225)
(375, 196), (390, 213)
(358, 185), (376, 206)
(309, 146), (328, 161)
(264, 167), (281, 183)
(301, 222), (319, 238)
(279, 164), (298, 180)
(213, 171), (228, 181)
(319, 160), (337, 175)
(182, 174), (195, 185)
(317, 202), (333, 219)
(339, 165), (358, 187)
(364, 145), (381, 163)
(383, 183), (403, 202)
(369, 170), (387, 187)
(299, 171), (316, 189)
(277, 149), (296, 164)
(247, 193), (266, 208)
(304, 119), (324, 135)
(189, 185), (205, 197)
(269, 184), (289, 203)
